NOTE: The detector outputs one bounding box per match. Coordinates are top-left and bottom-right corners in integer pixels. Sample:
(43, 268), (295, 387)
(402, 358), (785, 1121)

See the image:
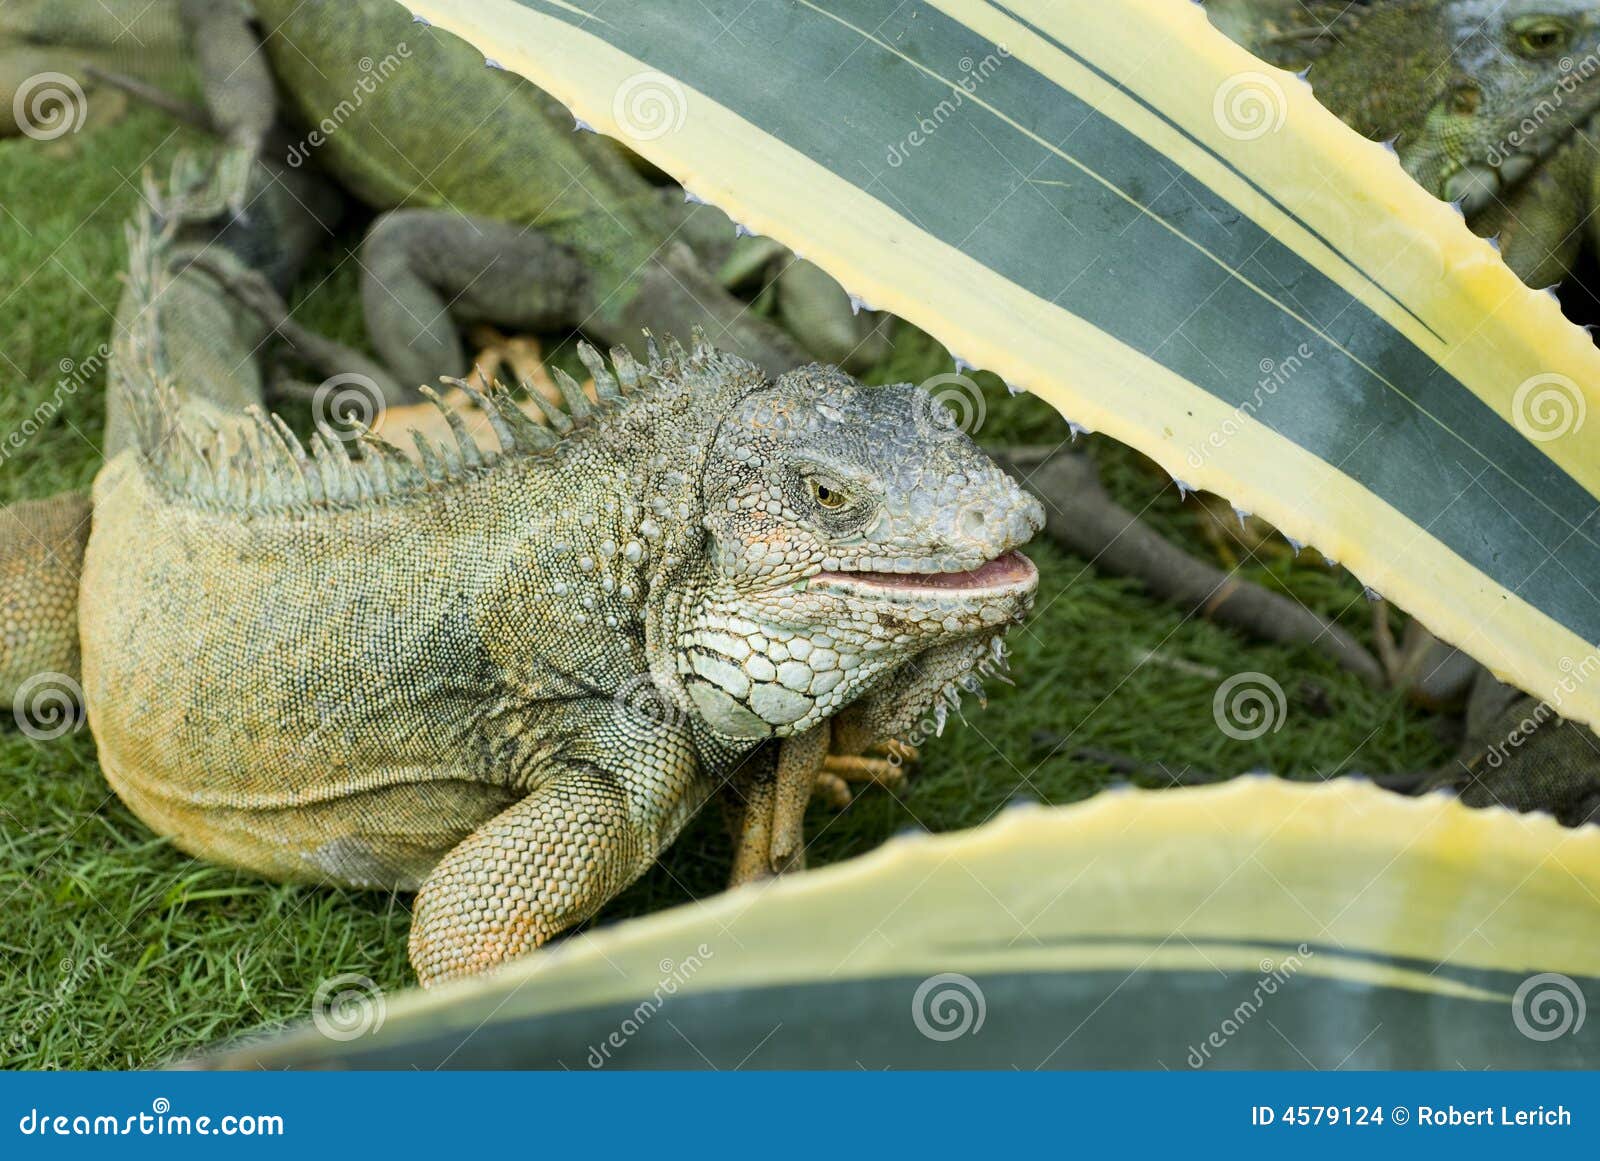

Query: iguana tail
(0, 491), (91, 711)
(104, 162), (278, 459)
(0, 179), (179, 721)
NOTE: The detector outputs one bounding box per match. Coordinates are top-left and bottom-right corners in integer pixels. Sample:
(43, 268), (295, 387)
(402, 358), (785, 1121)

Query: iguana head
(1400, 1), (1600, 213)
(672, 364), (1043, 741)
(1213, 1), (1600, 213)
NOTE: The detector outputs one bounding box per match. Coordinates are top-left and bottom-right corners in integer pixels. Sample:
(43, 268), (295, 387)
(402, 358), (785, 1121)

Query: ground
(0, 104), (1451, 1068)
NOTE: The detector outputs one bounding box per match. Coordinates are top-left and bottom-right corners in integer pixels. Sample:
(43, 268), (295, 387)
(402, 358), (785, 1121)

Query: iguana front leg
(179, 0), (274, 215)
(409, 732), (706, 986)
(722, 744), (781, 886)
(186, 252), (411, 406)
(724, 726), (916, 882)
(357, 210), (594, 396)
(778, 634), (1008, 861)
(1473, 137), (1593, 290)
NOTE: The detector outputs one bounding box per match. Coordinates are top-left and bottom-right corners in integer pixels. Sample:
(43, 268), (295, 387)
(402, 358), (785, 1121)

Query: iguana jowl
(80, 210), (1043, 985)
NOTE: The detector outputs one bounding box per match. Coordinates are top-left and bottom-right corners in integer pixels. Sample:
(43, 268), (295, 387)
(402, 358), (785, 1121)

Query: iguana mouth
(1440, 102), (1600, 215)
(1441, 153), (1538, 215)
(813, 550), (1037, 596)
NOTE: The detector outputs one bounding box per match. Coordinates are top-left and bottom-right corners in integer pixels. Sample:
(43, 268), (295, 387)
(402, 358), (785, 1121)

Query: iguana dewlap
(77, 210), (1043, 985)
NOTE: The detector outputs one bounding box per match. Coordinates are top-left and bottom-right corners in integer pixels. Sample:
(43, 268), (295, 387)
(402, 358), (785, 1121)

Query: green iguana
(157, 0), (886, 402)
(60, 198), (1042, 986)
(6, 0), (886, 390)
(1208, 0), (1600, 289)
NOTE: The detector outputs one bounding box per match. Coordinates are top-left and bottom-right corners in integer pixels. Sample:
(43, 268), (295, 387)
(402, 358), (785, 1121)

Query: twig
(995, 447), (1384, 684)
(85, 68), (215, 134)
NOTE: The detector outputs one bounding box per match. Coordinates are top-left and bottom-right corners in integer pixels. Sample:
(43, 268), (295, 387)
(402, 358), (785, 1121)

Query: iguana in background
(65, 198), (1042, 986)
(1207, 1), (1600, 289)
(0, 127), (345, 712)
(148, 0), (886, 406)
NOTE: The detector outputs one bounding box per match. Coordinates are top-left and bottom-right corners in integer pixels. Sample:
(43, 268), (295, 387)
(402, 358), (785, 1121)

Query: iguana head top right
(1209, 1), (1600, 210)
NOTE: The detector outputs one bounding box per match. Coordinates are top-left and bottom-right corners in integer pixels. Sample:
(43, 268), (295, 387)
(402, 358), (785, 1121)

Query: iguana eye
(1513, 17), (1571, 56)
(810, 479), (848, 509)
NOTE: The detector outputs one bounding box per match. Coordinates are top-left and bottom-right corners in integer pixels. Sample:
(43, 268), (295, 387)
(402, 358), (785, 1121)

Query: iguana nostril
(960, 506), (987, 538)
(1021, 496), (1045, 535)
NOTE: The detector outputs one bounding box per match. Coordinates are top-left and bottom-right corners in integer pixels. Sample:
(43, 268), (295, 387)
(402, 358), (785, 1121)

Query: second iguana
(69, 205), (1043, 985)
(169, 0), (886, 398)
(1209, 0), (1600, 289)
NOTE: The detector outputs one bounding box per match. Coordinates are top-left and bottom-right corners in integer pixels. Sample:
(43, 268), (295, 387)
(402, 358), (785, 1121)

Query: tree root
(995, 447), (1383, 684)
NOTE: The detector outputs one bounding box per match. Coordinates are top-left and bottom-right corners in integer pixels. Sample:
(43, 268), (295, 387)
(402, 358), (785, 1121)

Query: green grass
(0, 105), (1451, 1069)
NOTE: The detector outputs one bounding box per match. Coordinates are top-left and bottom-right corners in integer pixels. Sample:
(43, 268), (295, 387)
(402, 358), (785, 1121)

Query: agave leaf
(196, 779), (1600, 1068)
(396, 0), (1600, 727)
